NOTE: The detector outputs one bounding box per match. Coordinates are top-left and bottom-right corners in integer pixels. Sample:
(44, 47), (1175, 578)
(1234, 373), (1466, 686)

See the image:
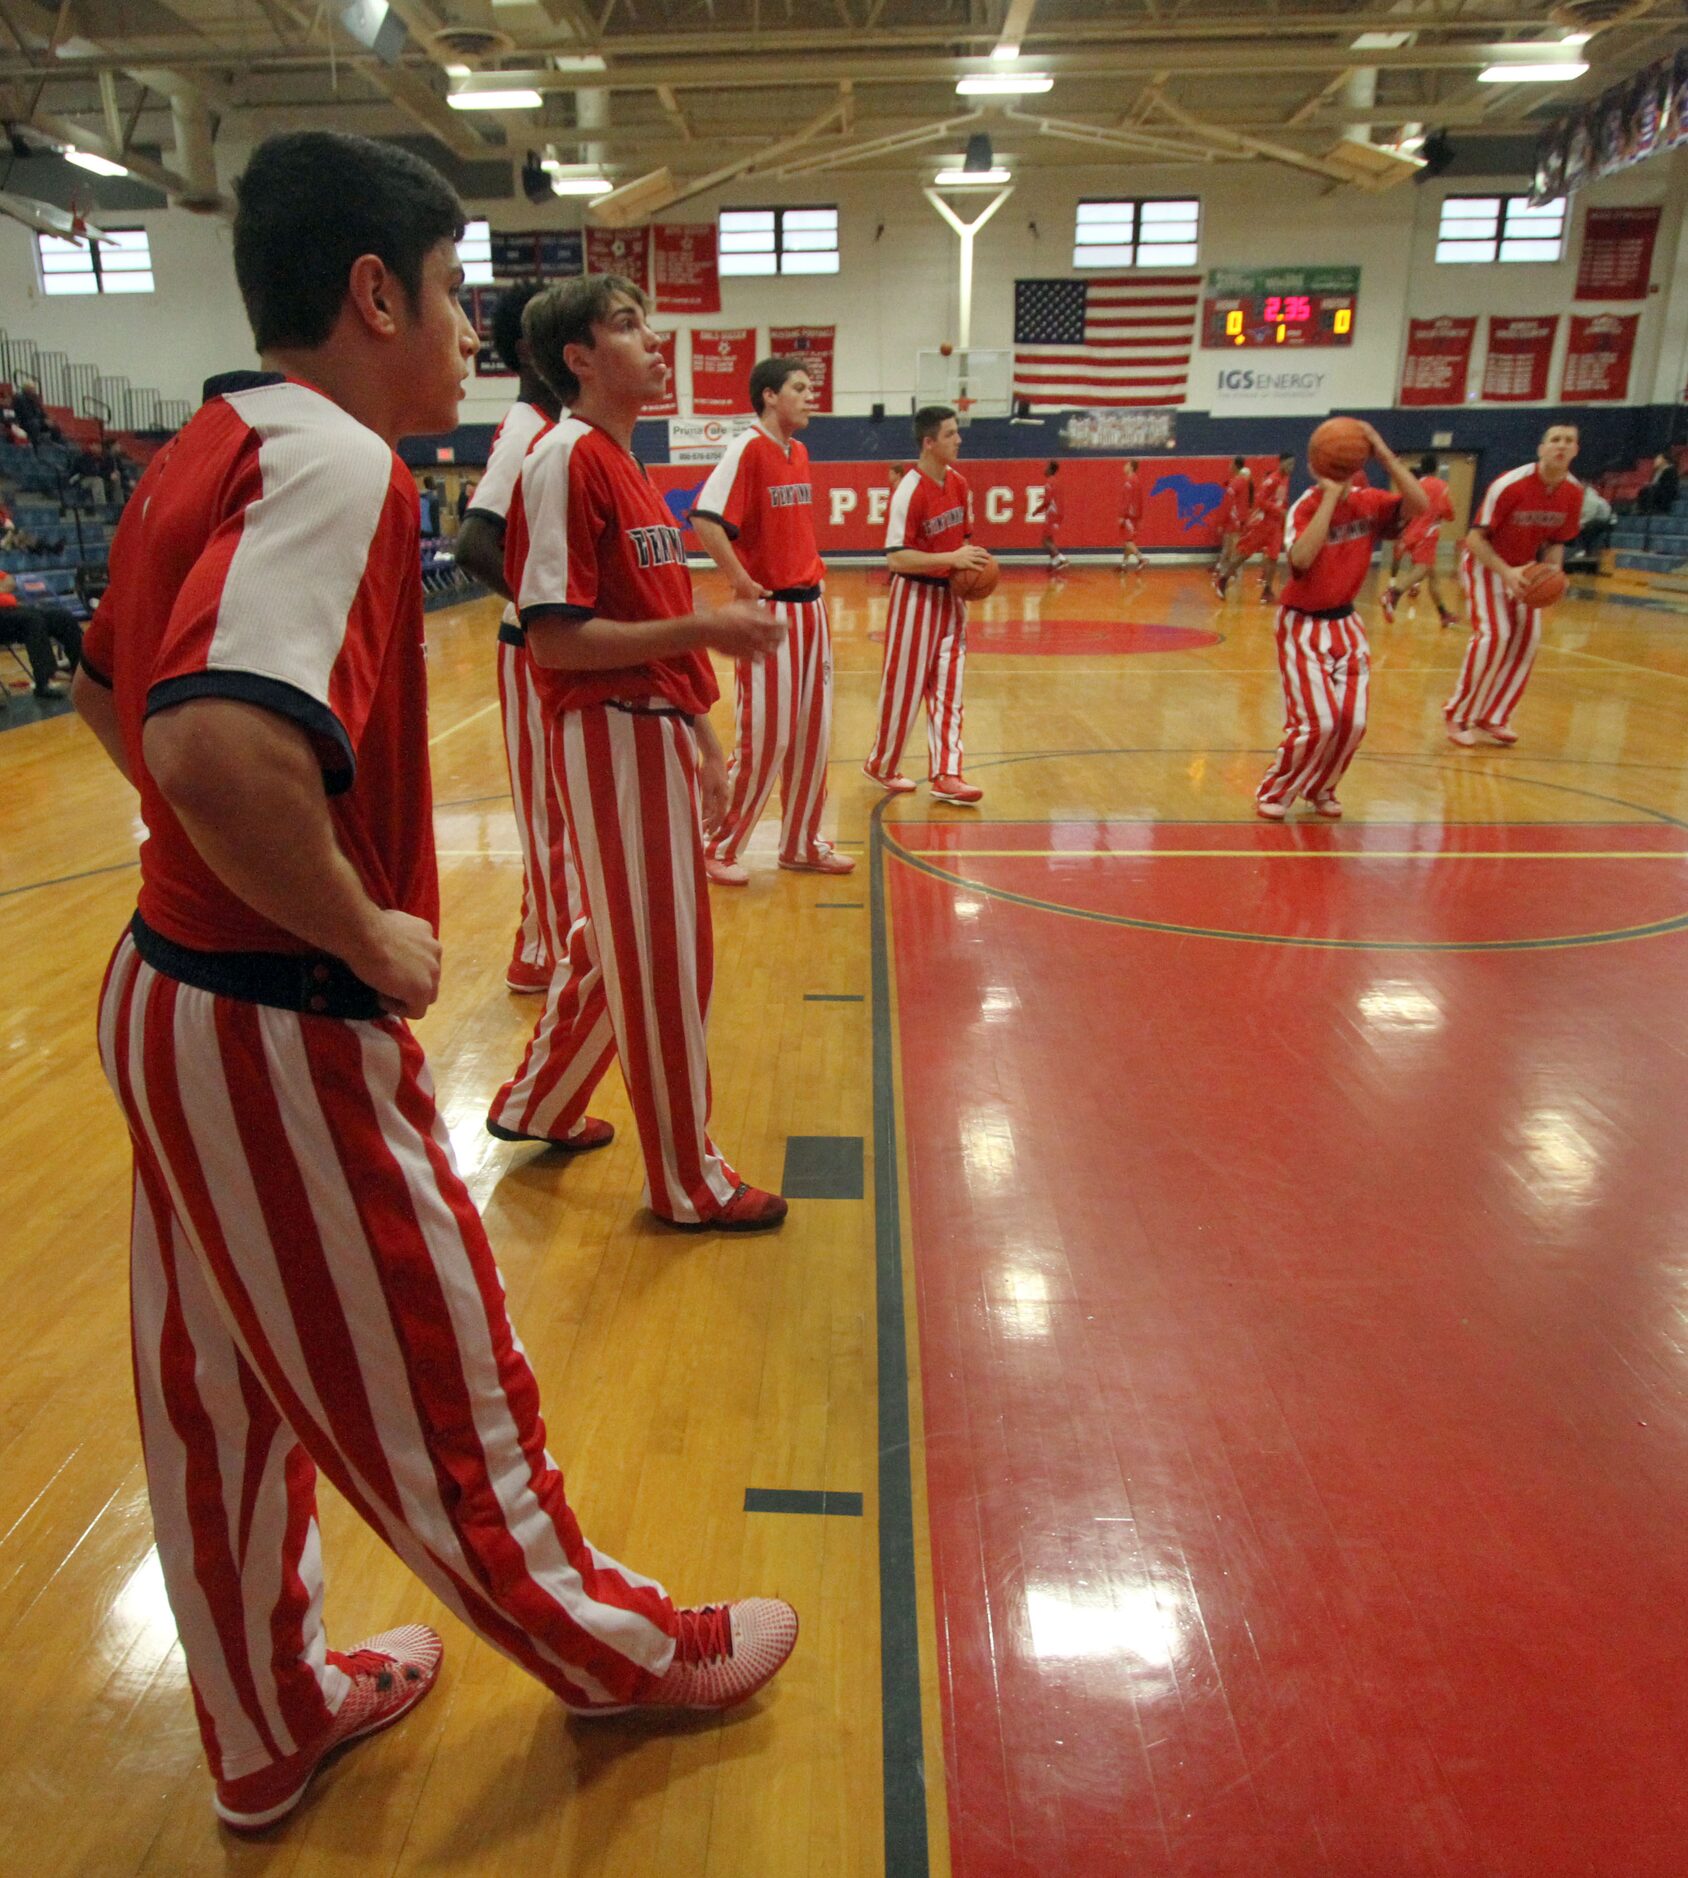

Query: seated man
(1, 571), (82, 694)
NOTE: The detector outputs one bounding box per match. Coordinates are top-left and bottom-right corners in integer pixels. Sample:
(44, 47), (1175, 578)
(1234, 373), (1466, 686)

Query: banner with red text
(1398, 316), (1477, 407)
(1481, 316), (1558, 403)
(585, 225), (651, 287)
(653, 223), (721, 315)
(689, 327), (757, 416)
(769, 325), (836, 413)
(647, 330), (679, 417)
(1575, 205), (1661, 300)
(1562, 312), (1639, 402)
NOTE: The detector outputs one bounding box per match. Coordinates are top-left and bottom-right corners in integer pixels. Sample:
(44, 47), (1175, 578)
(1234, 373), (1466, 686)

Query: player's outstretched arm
(143, 696), (440, 1018)
(453, 514), (512, 599)
(71, 665), (133, 785)
(525, 600), (783, 672)
(1362, 425), (1429, 520)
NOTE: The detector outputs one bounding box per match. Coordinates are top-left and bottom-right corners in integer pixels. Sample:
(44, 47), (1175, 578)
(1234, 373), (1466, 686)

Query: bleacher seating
(1613, 495), (1688, 575)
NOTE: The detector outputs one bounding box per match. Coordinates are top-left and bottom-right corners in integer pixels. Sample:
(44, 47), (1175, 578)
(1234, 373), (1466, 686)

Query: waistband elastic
(605, 698), (693, 721)
(768, 584), (824, 605)
(497, 620), (526, 647)
(129, 912), (385, 1020)
(892, 572), (952, 590)
(1278, 603), (1361, 622)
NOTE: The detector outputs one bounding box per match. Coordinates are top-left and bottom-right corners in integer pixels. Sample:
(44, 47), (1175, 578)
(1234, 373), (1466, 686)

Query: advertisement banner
(1201, 357), (1334, 416)
(667, 416), (758, 464)
(1562, 312), (1639, 403)
(1575, 205), (1661, 300)
(689, 327), (757, 416)
(1480, 316), (1558, 403)
(769, 325), (836, 413)
(652, 223), (721, 315)
(585, 225), (651, 286)
(647, 330), (679, 418)
(1398, 316), (1477, 407)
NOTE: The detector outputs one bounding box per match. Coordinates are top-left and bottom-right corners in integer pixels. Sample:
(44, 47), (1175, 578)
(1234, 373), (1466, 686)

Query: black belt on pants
(893, 572), (951, 590)
(129, 912), (385, 1020)
(768, 584), (823, 605)
(604, 698), (693, 722)
(1282, 603), (1359, 621)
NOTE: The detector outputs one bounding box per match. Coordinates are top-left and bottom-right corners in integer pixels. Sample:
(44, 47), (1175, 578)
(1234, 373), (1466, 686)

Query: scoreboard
(1201, 266), (1360, 350)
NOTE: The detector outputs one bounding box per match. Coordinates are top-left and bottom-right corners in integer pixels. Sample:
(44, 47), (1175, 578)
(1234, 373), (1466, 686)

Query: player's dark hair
(1541, 421), (1580, 441)
(493, 280), (547, 375)
(233, 132), (464, 352)
(1278, 451), (1294, 465)
(1045, 460), (1059, 476)
(749, 355), (807, 416)
(1415, 453), (1438, 477)
(524, 273), (649, 405)
(915, 404), (956, 445)
(1231, 454), (1246, 471)
(1124, 458), (1137, 471)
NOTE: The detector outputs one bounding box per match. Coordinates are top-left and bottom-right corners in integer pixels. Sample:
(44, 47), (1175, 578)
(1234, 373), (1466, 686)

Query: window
(719, 206), (839, 276)
(37, 226), (154, 295)
(1435, 195), (1566, 265)
(458, 219), (494, 285)
(1073, 198), (1200, 270)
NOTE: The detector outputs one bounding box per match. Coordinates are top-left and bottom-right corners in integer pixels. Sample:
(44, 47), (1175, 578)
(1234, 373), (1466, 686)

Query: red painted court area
(888, 816), (1688, 1877)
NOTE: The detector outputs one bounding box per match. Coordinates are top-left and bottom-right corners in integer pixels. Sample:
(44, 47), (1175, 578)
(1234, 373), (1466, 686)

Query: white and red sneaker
(705, 856), (750, 886)
(214, 1625), (442, 1831)
(1311, 795), (1343, 820)
(863, 766), (916, 795)
(1210, 565), (1230, 602)
(1477, 724), (1518, 746)
(779, 846), (856, 876)
(486, 1116), (615, 1152)
(1377, 585), (1398, 625)
(1447, 725), (1479, 748)
(658, 1183), (788, 1233)
(578, 1600), (798, 1715)
(1255, 800), (1287, 822)
(505, 958), (553, 994)
(930, 773), (984, 805)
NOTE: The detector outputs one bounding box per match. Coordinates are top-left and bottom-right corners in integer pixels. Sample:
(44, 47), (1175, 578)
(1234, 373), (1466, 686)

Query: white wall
(1, 143), (1682, 423)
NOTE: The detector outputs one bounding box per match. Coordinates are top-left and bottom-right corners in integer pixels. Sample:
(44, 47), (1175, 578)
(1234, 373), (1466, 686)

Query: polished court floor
(3, 558), (1688, 1875)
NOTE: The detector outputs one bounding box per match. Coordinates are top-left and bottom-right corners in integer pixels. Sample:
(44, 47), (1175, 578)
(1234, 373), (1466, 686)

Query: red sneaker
(577, 1600), (798, 1715)
(1378, 585), (1397, 625)
(705, 856), (749, 886)
(659, 1183), (788, 1233)
(486, 1116), (615, 1152)
(930, 773), (983, 805)
(863, 765), (916, 795)
(505, 958), (553, 994)
(779, 846), (855, 876)
(214, 1625), (442, 1831)
(1209, 565), (1229, 602)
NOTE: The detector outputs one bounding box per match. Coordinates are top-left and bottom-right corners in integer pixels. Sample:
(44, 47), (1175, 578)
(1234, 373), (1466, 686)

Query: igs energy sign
(1202, 360), (1334, 415)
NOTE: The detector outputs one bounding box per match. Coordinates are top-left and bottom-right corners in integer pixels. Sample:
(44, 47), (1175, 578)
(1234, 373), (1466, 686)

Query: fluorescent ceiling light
(935, 167), (1012, 185)
(991, 42), (1020, 61)
(1561, 32), (1592, 47)
(1351, 32), (1410, 49)
(1477, 62), (1587, 83)
(448, 87), (542, 109)
(546, 176), (612, 195)
(63, 148), (128, 177)
(956, 73), (1053, 96)
(549, 54), (607, 71)
(445, 62), (470, 76)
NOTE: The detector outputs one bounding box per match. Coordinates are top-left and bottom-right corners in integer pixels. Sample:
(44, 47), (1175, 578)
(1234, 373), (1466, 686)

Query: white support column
(924, 184), (1013, 408)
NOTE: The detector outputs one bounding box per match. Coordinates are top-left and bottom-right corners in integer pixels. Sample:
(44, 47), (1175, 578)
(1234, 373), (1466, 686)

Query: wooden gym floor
(3, 558), (1688, 1876)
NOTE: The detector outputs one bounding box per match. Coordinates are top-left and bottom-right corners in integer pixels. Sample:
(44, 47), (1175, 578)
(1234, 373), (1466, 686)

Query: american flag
(1012, 274), (1202, 409)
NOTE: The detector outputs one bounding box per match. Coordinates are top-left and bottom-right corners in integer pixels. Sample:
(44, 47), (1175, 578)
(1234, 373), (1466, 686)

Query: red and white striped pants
(706, 598), (834, 867)
(1445, 560), (1542, 733)
(1257, 608), (1371, 809)
(498, 638), (581, 974)
(490, 704), (742, 1224)
(866, 576), (967, 782)
(98, 931), (678, 1786)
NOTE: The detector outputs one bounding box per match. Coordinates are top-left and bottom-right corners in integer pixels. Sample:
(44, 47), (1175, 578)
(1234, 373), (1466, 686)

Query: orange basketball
(1308, 417), (1371, 483)
(1520, 562), (1568, 609)
(950, 553), (999, 601)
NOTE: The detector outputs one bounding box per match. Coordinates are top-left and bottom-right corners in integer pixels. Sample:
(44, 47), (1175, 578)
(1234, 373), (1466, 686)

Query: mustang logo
(663, 480), (707, 531)
(1152, 474), (1225, 529)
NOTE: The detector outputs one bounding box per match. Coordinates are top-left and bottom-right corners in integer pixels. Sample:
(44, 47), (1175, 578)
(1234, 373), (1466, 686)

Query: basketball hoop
(956, 395), (975, 411)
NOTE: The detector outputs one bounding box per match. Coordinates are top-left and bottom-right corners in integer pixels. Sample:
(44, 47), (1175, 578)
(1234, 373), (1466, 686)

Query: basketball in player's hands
(950, 553), (1000, 601)
(1519, 562), (1568, 609)
(1308, 417), (1371, 484)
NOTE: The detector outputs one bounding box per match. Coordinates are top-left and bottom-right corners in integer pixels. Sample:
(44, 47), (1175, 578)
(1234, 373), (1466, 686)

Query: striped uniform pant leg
(559, 707), (741, 1224)
(499, 641), (569, 974)
(924, 589), (967, 779)
(1301, 614), (1371, 801)
(706, 610), (796, 866)
(777, 599), (835, 865)
(1473, 592), (1540, 732)
(866, 578), (938, 782)
(99, 936), (681, 1764)
(1446, 562), (1507, 730)
(1257, 610), (1334, 808)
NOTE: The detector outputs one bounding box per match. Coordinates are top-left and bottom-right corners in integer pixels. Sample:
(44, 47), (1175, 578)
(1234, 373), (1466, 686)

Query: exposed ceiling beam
(1001, 104), (1226, 165)
(628, 95), (850, 213)
(771, 109), (987, 181)
(27, 100), (224, 208)
(1147, 91), (1364, 188)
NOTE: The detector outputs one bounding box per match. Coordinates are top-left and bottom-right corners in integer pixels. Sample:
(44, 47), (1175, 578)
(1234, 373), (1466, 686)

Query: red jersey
(1469, 464), (1581, 568)
(689, 421), (823, 594)
(1120, 471), (1143, 524)
(886, 465), (972, 559)
(1401, 474), (1452, 549)
(1218, 469), (1253, 531)
(78, 372), (437, 955)
(467, 398), (553, 637)
(1040, 485), (1061, 529)
(1280, 482), (1403, 613)
(510, 415), (717, 716)
(1253, 468), (1289, 524)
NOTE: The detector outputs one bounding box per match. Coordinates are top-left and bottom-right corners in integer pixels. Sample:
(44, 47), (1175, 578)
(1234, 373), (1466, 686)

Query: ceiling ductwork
(428, 25), (515, 64)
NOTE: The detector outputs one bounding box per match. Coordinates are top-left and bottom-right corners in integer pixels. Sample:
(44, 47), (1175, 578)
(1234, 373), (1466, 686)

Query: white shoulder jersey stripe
(885, 469), (920, 552)
(1475, 461), (1536, 528)
(693, 426), (760, 522)
(516, 417), (591, 618)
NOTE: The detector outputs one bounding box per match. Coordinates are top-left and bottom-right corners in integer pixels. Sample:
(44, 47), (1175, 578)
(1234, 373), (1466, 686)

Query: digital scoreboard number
(1200, 267), (1361, 350)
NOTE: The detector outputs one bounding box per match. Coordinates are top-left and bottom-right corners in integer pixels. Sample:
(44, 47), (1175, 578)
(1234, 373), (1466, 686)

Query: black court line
(0, 857), (138, 902)
(804, 992), (865, 1003)
(815, 901), (865, 910)
(743, 1488), (864, 1517)
(870, 799), (930, 1878)
(781, 1135), (865, 1201)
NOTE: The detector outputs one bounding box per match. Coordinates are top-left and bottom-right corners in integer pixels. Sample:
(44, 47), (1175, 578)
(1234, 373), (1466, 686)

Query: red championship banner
(769, 325), (836, 413)
(1575, 205), (1661, 300)
(689, 326), (756, 415)
(585, 224), (650, 287)
(1399, 316), (1477, 407)
(652, 223), (721, 315)
(1481, 315), (1558, 403)
(647, 330), (679, 418)
(1562, 312), (1639, 403)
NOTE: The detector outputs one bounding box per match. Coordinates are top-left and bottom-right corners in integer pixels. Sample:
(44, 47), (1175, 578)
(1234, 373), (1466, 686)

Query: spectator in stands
(1638, 451), (1680, 517)
(72, 445), (110, 505)
(454, 478), (469, 529)
(419, 474), (442, 536)
(13, 378), (60, 448)
(100, 441), (136, 499)
(0, 570), (80, 698)
(1573, 482), (1615, 567)
(0, 499), (66, 556)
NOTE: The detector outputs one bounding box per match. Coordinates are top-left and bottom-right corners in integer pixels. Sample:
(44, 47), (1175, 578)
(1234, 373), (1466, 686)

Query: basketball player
(453, 280), (575, 991)
(488, 275), (790, 1230)
(1379, 454), (1457, 628)
(1216, 450), (1292, 602)
(690, 355), (851, 884)
(1039, 460), (1069, 573)
(68, 132), (798, 1834)
(1119, 457), (1146, 573)
(1255, 423), (1426, 821)
(1210, 454), (1252, 600)
(1444, 424), (1581, 749)
(864, 405), (991, 804)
